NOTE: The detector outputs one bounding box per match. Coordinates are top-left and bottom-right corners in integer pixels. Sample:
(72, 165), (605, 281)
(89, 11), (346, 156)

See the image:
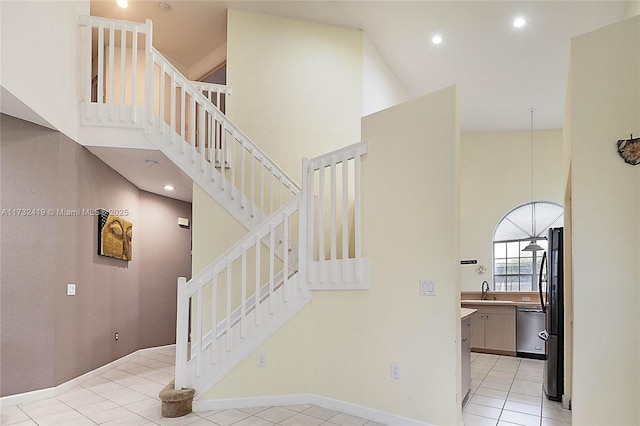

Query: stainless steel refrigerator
(538, 227), (564, 401)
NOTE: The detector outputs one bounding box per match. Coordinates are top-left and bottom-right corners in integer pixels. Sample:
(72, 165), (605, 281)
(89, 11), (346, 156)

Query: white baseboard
(193, 393), (432, 426)
(0, 344), (175, 409)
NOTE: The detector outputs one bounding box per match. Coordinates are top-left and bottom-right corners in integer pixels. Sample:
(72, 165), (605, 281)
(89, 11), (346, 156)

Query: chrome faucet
(481, 281), (490, 300)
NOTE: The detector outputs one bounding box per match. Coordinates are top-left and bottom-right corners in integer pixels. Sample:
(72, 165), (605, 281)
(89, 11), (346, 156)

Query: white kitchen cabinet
(461, 317), (472, 404)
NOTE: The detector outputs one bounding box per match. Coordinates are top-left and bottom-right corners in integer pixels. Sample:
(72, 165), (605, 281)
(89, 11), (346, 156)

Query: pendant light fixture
(523, 108), (543, 252)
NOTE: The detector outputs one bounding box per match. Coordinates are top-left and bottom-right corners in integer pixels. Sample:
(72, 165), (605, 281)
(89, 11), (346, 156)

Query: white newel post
(299, 158), (310, 296)
(175, 277), (188, 390)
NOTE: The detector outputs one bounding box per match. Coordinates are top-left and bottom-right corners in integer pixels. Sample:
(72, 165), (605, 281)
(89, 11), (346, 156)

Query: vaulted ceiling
(91, 0), (629, 131)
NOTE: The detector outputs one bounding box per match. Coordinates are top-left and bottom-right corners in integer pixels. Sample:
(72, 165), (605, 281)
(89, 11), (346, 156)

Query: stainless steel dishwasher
(516, 306), (546, 359)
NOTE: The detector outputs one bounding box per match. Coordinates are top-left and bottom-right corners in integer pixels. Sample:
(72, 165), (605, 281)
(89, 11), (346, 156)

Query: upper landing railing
(78, 16), (300, 219)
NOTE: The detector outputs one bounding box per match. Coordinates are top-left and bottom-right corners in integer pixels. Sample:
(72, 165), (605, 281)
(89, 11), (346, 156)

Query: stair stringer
(146, 121), (267, 230)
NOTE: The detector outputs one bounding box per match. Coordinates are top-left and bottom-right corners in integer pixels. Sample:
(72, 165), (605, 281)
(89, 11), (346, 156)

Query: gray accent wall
(0, 115), (191, 397)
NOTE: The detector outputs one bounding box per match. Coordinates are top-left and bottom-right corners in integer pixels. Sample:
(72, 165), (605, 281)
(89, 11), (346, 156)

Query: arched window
(493, 201), (563, 291)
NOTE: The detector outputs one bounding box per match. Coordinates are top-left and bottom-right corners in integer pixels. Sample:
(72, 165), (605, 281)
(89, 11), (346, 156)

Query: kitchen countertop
(461, 308), (477, 320)
(461, 299), (541, 306)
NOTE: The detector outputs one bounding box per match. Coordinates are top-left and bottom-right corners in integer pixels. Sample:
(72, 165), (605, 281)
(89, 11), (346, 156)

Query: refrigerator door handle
(538, 330), (549, 341)
(538, 251), (547, 313)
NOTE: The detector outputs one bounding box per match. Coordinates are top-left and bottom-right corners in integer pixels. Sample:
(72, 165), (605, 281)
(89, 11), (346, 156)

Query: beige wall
(195, 10), (460, 424)
(195, 8), (366, 401)
(340, 86), (460, 424)
(625, 0), (640, 18)
(225, 9), (363, 183)
(459, 129), (564, 291)
(570, 16), (639, 425)
(201, 84), (461, 424)
(0, 115), (191, 396)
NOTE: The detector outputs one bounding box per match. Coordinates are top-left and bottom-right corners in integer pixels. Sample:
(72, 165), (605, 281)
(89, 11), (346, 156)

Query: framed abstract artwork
(98, 209), (132, 261)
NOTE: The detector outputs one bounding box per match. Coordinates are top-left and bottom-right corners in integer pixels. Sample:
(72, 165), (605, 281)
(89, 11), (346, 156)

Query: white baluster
(240, 139), (246, 210)
(342, 156), (349, 283)
(97, 22), (104, 117)
(250, 149), (255, 218)
(131, 27), (138, 123)
(300, 158), (310, 293)
(170, 73), (176, 143)
(199, 103), (205, 171)
(84, 19), (92, 121)
(260, 159), (265, 213)
(144, 20), (153, 133)
(119, 25), (126, 122)
(269, 167), (274, 215)
(190, 96), (196, 162)
(318, 162), (325, 284)
(108, 22), (115, 121)
(330, 159), (337, 283)
(269, 223), (275, 315)
(225, 258), (232, 352)
(230, 131), (236, 201)
(180, 88), (186, 151)
(283, 212), (289, 303)
(159, 62), (165, 134)
(241, 247), (247, 339)
(354, 153), (362, 282)
(255, 233), (261, 326)
(220, 123), (227, 192)
(211, 272), (217, 364)
(195, 286), (202, 378)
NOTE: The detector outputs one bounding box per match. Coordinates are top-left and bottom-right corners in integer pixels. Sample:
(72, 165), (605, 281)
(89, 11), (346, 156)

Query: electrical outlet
(67, 283), (76, 296)
(115, 332), (119, 341)
(391, 362), (401, 379)
(257, 354), (266, 367)
(522, 296), (531, 302)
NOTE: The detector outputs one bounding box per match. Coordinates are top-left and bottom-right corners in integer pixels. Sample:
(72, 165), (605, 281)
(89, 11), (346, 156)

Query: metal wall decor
(617, 134), (640, 165)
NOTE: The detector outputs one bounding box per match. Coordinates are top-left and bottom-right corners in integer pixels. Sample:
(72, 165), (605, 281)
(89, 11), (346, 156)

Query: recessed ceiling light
(164, 185), (175, 191)
(513, 17), (526, 28)
(116, 0), (128, 9)
(159, 2), (171, 12)
(432, 35), (443, 45)
(145, 159), (158, 166)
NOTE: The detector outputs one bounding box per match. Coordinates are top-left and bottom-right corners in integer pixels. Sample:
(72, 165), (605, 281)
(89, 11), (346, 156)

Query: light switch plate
(67, 284), (76, 296)
(420, 280), (436, 296)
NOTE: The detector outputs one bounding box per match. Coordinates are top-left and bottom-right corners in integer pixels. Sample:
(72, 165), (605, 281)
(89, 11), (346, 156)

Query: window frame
(493, 238), (547, 292)
(492, 201), (563, 292)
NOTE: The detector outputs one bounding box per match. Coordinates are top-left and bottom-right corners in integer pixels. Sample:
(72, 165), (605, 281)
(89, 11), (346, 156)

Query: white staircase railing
(79, 16), (300, 228)
(191, 81), (231, 114)
(175, 197), (308, 392)
(303, 142), (370, 289)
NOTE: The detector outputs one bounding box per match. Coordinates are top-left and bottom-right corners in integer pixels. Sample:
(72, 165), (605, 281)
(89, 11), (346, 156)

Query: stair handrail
(149, 47), (301, 198)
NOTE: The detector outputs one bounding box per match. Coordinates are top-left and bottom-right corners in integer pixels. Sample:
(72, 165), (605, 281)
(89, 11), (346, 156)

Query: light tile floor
(0, 347), (382, 426)
(463, 353), (572, 426)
